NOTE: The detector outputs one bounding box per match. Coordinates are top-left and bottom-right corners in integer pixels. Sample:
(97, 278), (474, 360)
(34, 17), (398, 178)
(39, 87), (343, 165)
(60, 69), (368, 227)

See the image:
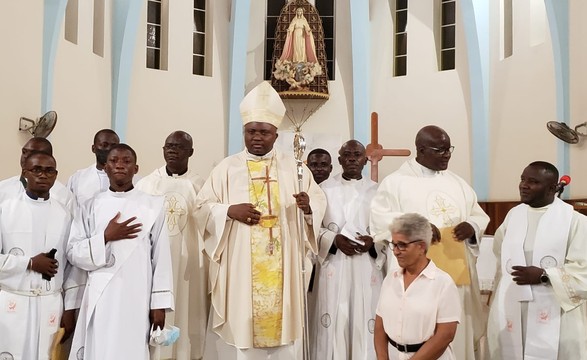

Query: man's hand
(453, 222), (475, 242)
(29, 252), (58, 278)
(334, 234), (359, 256)
(150, 308), (166, 331)
(60, 309), (76, 343)
(293, 192), (312, 214)
(511, 265), (543, 285)
(431, 224), (442, 244)
(356, 235), (374, 253)
(228, 203), (261, 225)
(104, 212), (142, 243)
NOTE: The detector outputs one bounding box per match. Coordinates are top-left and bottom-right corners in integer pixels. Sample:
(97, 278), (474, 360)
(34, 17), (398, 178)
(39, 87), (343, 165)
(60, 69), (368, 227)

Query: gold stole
(247, 158), (283, 347)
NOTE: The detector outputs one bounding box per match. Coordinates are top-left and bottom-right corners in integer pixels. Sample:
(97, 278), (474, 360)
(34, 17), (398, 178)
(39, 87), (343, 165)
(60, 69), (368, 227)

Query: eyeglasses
(390, 239), (423, 251)
(425, 146), (454, 156)
(25, 166), (58, 177)
(163, 144), (190, 151)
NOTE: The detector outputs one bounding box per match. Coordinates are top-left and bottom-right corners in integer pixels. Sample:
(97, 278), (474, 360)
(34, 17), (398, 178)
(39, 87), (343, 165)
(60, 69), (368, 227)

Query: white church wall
(0, 4), (45, 178)
(370, 1), (472, 182)
(52, 0), (113, 180)
(126, 0), (229, 179)
(488, 0), (558, 200)
(568, 0), (587, 199)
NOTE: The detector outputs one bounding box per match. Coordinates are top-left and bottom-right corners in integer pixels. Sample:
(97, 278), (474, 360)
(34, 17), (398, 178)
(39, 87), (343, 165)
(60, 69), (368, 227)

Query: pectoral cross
(251, 166), (279, 255)
(365, 112), (412, 182)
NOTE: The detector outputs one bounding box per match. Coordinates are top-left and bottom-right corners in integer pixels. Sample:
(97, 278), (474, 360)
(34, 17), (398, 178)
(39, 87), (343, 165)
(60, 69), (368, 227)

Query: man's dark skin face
(20, 139), (52, 169)
(244, 122), (278, 156)
(415, 126), (452, 171)
(519, 165), (557, 208)
(163, 132), (194, 175)
(339, 140), (367, 180)
(307, 153), (332, 184)
(23, 154), (58, 200)
(104, 148), (138, 191)
(93, 132), (120, 170)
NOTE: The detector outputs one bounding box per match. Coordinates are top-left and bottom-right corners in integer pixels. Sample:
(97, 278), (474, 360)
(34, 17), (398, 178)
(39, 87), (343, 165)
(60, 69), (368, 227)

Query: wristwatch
(540, 269), (550, 284)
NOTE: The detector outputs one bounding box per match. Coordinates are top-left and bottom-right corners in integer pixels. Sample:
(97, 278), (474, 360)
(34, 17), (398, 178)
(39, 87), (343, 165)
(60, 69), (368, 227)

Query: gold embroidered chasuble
(247, 158), (283, 347)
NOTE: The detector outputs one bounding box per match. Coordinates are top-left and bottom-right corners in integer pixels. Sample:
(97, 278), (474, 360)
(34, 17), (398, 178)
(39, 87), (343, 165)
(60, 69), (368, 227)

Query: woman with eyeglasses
(374, 213), (461, 360)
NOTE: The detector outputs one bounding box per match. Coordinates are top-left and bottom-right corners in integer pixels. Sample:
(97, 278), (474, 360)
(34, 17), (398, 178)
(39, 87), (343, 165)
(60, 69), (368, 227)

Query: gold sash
(427, 227), (471, 285)
(247, 159), (283, 347)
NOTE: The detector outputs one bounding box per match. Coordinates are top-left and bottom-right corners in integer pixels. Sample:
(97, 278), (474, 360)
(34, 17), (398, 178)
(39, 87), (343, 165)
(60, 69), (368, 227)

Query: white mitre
(239, 81), (285, 128)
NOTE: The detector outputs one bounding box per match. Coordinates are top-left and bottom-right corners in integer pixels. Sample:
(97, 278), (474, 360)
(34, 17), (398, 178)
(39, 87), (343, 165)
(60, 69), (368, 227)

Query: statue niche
(271, 0), (329, 99)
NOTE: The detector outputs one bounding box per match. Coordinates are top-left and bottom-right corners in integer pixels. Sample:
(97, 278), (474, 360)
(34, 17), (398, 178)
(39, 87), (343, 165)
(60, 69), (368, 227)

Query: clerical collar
(19, 176), (27, 188)
(246, 148), (275, 161)
(26, 190), (49, 201)
(109, 185), (134, 192)
(165, 167), (188, 177)
(341, 174), (362, 181)
(413, 161), (441, 177)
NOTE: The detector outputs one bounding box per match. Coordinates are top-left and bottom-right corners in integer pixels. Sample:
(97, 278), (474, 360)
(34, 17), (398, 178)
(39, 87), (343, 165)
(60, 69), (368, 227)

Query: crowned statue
(271, 0), (329, 99)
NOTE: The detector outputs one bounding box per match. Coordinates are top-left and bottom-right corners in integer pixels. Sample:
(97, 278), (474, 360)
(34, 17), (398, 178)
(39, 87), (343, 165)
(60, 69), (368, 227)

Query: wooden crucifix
(365, 112), (411, 182)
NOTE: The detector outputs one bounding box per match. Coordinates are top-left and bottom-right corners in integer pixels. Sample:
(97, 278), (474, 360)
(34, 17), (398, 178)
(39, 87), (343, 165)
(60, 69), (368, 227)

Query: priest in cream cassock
(310, 140), (385, 360)
(67, 144), (174, 360)
(195, 81), (326, 360)
(369, 125), (490, 359)
(487, 161), (587, 360)
(137, 130), (208, 360)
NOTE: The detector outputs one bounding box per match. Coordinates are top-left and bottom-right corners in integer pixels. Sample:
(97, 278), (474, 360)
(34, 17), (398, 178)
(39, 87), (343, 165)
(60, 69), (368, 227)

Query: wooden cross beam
(365, 112), (411, 182)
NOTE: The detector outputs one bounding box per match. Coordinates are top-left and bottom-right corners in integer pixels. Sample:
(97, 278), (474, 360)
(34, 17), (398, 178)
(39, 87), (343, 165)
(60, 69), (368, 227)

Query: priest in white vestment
(0, 152), (80, 359)
(195, 82), (326, 360)
(67, 129), (120, 208)
(487, 161), (587, 359)
(67, 144), (174, 360)
(370, 126), (489, 359)
(137, 131), (208, 360)
(0, 137), (75, 213)
(310, 140), (384, 360)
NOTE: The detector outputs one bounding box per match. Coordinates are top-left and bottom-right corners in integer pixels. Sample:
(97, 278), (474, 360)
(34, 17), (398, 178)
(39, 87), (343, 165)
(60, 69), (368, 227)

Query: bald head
(414, 125), (452, 171)
(338, 139), (367, 180)
(163, 130), (194, 175)
(21, 137), (53, 168)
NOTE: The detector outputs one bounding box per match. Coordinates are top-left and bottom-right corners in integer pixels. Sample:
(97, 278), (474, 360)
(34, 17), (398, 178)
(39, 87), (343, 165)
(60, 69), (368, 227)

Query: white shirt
(377, 260), (460, 360)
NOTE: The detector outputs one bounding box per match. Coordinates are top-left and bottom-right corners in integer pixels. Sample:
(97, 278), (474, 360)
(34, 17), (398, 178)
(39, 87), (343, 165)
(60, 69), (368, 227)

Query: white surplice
(369, 159), (489, 359)
(67, 164), (110, 208)
(0, 192), (79, 360)
(310, 174), (384, 360)
(137, 166), (208, 360)
(487, 198), (587, 360)
(195, 149), (326, 360)
(67, 188), (174, 360)
(0, 175), (76, 214)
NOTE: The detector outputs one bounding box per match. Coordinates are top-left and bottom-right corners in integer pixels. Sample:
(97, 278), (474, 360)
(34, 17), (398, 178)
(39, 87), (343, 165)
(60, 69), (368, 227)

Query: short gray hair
(389, 213), (433, 248)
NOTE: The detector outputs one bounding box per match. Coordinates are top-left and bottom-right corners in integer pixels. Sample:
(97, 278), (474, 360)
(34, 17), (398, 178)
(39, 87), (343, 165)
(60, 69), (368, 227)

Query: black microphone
(557, 175), (571, 198)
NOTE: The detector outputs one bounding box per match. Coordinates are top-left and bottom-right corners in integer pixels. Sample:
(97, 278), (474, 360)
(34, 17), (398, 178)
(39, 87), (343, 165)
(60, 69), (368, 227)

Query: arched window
(193, 0), (208, 75)
(439, 0), (456, 71)
(146, 0), (167, 70)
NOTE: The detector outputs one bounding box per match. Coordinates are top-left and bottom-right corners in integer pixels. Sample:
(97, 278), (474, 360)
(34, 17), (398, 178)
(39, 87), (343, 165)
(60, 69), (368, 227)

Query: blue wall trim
(544, 0), (570, 192)
(42, 0), (68, 113)
(111, 0), (142, 141)
(461, 0), (490, 200)
(227, 0), (251, 155)
(349, 1), (370, 145)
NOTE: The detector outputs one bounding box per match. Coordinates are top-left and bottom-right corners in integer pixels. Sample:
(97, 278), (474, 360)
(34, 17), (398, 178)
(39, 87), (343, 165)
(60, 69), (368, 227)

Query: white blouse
(376, 260), (461, 360)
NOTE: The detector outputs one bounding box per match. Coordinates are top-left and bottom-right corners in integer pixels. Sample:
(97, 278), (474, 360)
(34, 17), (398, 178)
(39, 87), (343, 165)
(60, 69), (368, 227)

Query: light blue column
(227, 0), (251, 155)
(111, 0), (142, 141)
(41, 0), (68, 113)
(544, 0), (570, 188)
(349, 1), (370, 145)
(461, 0), (490, 200)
